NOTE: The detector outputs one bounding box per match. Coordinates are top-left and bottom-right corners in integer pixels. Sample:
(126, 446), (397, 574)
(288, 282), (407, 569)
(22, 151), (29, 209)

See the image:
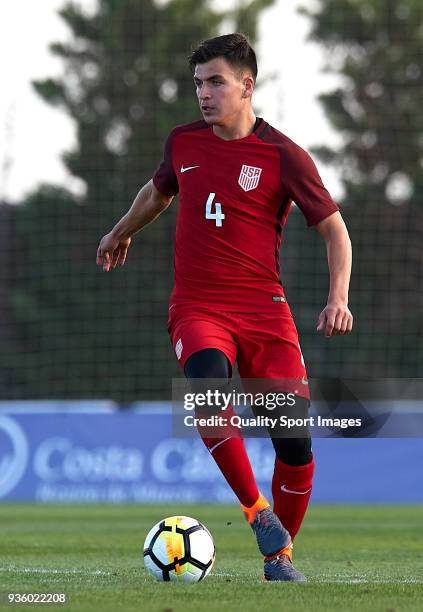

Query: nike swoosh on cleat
(280, 485), (312, 495)
(180, 165), (200, 173)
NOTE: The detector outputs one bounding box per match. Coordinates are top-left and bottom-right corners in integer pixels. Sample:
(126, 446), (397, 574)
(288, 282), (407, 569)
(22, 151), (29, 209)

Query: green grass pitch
(1, 504), (422, 611)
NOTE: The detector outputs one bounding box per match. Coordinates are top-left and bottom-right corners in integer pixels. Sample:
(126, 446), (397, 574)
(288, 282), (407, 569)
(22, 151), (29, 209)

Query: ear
(242, 75), (255, 98)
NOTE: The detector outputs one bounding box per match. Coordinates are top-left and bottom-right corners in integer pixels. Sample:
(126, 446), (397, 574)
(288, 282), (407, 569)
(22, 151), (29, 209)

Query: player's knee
(184, 348), (232, 415)
(266, 395), (312, 465)
(271, 437), (313, 466)
(184, 348), (231, 380)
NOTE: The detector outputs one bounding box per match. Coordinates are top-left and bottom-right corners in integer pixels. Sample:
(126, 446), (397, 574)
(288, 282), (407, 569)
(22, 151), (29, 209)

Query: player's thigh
(237, 313), (312, 465)
(237, 312), (308, 382)
(168, 309), (237, 373)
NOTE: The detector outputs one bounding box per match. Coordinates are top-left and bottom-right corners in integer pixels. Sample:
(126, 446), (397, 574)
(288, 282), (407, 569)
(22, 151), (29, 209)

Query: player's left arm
(314, 211), (353, 337)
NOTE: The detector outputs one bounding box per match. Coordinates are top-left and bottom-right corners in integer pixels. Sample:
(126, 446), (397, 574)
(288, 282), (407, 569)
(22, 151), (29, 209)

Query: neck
(212, 110), (257, 141)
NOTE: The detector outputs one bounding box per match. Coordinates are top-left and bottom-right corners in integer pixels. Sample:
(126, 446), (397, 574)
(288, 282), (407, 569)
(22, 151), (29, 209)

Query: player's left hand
(316, 302), (353, 337)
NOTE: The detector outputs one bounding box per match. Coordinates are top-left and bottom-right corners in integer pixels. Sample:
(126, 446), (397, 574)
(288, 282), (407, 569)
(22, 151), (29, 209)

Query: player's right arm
(96, 180), (174, 272)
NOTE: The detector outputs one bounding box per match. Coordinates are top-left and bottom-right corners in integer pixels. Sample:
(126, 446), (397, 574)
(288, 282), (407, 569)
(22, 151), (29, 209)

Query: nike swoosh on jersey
(280, 485), (312, 495)
(180, 165), (200, 173)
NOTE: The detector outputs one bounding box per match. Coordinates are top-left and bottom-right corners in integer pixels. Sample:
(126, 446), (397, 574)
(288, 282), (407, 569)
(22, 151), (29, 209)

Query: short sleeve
(152, 131), (179, 196)
(282, 143), (339, 227)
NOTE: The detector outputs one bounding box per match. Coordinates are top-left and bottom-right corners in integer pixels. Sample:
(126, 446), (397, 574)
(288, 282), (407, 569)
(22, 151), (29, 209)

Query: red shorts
(168, 303), (309, 398)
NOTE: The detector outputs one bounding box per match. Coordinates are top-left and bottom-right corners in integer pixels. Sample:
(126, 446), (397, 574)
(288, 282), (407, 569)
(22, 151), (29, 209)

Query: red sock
(197, 405), (260, 507)
(271, 455), (314, 540)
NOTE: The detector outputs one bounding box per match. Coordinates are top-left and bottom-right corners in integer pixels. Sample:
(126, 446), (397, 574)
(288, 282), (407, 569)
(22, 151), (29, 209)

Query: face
(193, 57), (254, 126)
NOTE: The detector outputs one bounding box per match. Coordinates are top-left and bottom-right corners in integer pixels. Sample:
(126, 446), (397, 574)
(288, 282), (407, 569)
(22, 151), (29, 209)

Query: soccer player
(96, 33), (353, 581)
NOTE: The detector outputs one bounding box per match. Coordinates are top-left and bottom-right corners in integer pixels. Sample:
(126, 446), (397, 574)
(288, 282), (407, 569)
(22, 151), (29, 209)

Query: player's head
(188, 33), (257, 126)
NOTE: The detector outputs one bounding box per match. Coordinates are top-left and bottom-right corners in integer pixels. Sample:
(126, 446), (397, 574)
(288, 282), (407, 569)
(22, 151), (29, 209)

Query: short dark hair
(188, 33), (258, 82)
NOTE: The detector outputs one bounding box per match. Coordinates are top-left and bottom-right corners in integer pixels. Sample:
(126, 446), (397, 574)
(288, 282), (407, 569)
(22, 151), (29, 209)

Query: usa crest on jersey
(238, 164), (262, 192)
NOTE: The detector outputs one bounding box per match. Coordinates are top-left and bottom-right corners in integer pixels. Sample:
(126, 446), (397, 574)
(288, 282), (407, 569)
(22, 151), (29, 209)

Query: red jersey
(152, 117), (338, 312)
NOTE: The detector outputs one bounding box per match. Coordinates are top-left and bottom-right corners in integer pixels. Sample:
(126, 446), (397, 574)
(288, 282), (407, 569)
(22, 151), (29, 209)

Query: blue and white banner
(0, 403), (422, 503)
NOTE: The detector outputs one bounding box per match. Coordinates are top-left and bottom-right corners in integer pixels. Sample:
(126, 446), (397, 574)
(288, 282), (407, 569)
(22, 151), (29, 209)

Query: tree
(282, 0), (423, 377)
(9, 0), (275, 400)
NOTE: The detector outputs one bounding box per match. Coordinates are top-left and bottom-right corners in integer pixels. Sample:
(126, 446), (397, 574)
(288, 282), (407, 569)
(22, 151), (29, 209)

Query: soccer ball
(143, 515), (215, 582)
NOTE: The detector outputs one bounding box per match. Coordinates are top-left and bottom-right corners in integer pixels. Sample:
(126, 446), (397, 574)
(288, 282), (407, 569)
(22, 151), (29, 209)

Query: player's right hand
(96, 233), (131, 272)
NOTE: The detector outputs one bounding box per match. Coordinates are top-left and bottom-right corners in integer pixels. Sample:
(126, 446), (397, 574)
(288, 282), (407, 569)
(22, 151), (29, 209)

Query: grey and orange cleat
(263, 543), (306, 582)
(240, 493), (291, 558)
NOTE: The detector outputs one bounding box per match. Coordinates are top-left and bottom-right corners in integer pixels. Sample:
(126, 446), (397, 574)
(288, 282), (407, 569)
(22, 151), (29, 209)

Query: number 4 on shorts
(205, 192), (225, 227)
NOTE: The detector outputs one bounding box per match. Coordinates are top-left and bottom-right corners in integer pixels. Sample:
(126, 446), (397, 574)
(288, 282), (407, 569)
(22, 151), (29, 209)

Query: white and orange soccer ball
(143, 516), (215, 582)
